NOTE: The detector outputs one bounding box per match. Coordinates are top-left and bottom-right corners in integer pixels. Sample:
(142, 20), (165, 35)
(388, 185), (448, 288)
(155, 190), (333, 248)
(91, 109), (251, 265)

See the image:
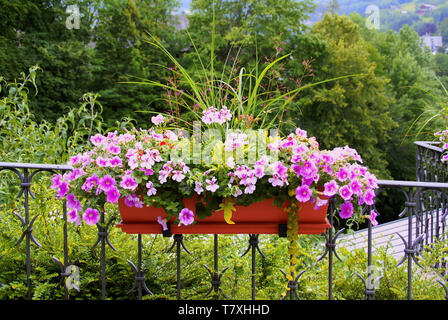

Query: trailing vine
(283, 201), (299, 295)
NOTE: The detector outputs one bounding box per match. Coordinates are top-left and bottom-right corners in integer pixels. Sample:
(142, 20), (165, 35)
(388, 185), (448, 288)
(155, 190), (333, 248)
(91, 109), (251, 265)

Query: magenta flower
(321, 154), (334, 165)
(340, 202), (353, 219)
(364, 172), (378, 189)
(51, 174), (63, 190)
(139, 168), (154, 176)
(179, 208), (194, 226)
(337, 167), (349, 182)
(324, 180), (339, 197)
(273, 161), (288, 177)
(124, 195), (136, 207)
(120, 174), (138, 190)
(65, 168), (85, 181)
(90, 134), (105, 147)
(66, 193), (82, 212)
(291, 164), (301, 176)
(57, 181), (69, 198)
(349, 179), (363, 196)
(82, 174), (100, 192)
(296, 185), (312, 202)
(339, 185), (353, 201)
(96, 156), (109, 167)
(300, 161), (318, 179)
(106, 187), (120, 204)
(109, 156), (123, 168)
(254, 165), (264, 178)
(124, 194), (143, 208)
(314, 197), (328, 210)
(107, 144), (121, 155)
(68, 210), (81, 225)
(269, 161), (289, 187)
(157, 216), (168, 231)
(370, 209), (379, 226)
(82, 208), (100, 225)
(363, 190), (376, 206)
(67, 155), (81, 166)
(99, 175), (116, 192)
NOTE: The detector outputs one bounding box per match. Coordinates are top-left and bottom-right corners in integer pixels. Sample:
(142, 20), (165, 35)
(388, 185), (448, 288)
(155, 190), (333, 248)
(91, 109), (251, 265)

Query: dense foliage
(1, 0), (448, 300)
(2, 0), (447, 187)
(0, 186), (446, 300)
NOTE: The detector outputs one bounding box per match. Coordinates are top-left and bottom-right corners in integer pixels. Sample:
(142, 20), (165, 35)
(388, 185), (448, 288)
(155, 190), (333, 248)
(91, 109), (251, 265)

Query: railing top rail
(0, 161), (73, 171)
(414, 141), (444, 153)
(378, 179), (448, 189)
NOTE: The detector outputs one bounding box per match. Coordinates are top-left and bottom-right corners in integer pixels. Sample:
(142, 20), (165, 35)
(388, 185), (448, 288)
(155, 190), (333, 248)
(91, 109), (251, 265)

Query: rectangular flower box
(116, 197), (330, 235)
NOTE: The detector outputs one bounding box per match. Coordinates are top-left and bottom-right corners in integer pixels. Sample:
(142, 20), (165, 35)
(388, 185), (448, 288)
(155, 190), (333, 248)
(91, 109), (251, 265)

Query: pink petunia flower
(96, 156), (109, 167)
(120, 174), (138, 191)
(324, 180), (339, 197)
(340, 202), (353, 219)
(339, 185), (353, 201)
(300, 161), (318, 179)
(109, 156), (123, 168)
(370, 209), (379, 226)
(349, 179), (363, 196)
(296, 185), (312, 202)
(106, 187), (120, 204)
(82, 174), (100, 192)
(90, 134), (105, 147)
(51, 174), (63, 190)
(82, 208), (100, 225)
(68, 210), (81, 225)
(363, 190), (376, 206)
(337, 167), (349, 182)
(57, 181), (69, 198)
(107, 144), (121, 155)
(66, 193), (82, 212)
(157, 216), (168, 231)
(179, 208), (194, 226)
(99, 175), (116, 192)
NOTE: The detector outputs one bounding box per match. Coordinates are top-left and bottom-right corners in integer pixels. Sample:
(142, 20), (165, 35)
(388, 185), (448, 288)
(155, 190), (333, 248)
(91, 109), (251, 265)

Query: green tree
(352, 14), (442, 181)
(440, 17), (448, 42)
(186, 0), (316, 73)
(91, 0), (181, 127)
(299, 14), (396, 178)
(0, 0), (98, 121)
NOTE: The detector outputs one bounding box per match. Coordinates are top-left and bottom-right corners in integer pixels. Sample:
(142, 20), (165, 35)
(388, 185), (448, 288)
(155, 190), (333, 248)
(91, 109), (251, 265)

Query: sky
(177, 0), (191, 13)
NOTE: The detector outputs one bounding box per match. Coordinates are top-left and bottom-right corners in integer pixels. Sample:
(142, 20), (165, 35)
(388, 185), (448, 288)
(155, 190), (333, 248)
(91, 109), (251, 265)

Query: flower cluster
(435, 130), (448, 162)
(52, 113), (379, 228)
(201, 106), (232, 125)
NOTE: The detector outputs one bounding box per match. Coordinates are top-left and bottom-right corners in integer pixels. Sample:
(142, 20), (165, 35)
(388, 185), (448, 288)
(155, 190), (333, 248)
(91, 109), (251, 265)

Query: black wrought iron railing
(0, 161), (447, 300)
(415, 141), (448, 248)
(415, 141), (448, 183)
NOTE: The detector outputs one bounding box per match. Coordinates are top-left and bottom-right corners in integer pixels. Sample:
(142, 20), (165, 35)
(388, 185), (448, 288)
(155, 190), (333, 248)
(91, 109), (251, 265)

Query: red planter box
(116, 197), (331, 235)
